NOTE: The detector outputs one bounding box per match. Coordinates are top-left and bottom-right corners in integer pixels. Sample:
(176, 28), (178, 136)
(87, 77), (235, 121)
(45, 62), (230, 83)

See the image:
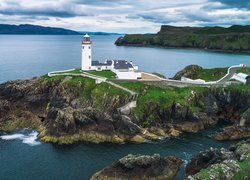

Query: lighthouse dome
(84, 33), (90, 38)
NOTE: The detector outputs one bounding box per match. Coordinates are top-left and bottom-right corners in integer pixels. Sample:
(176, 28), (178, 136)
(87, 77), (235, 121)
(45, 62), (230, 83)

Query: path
(48, 69), (137, 96)
(138, 64), (245, 87)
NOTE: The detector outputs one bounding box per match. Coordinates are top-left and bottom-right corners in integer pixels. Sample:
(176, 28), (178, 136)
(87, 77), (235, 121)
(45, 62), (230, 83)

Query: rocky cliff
(91, 154), (182, 180)
(115, 25), (250, 53)
(0, 67), (249, 144)
(186, 139), (250, 179)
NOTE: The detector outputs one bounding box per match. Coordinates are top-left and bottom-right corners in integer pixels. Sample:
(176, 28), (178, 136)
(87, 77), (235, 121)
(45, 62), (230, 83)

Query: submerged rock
(90, 154), (182, 180)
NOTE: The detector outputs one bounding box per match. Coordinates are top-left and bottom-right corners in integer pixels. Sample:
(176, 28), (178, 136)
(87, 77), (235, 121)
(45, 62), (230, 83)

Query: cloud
(0, 0), (249, 33)
(209, 0), (250, 9)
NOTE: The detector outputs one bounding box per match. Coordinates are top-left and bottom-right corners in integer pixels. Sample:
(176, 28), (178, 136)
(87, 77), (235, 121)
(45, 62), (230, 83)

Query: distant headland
(0, 24), (122, 35)
(115, 25), (250, 53)
(0, 24), (81, 35)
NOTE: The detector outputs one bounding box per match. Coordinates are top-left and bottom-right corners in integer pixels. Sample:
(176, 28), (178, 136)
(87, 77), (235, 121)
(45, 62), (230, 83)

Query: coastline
(115, 43), (250, 55)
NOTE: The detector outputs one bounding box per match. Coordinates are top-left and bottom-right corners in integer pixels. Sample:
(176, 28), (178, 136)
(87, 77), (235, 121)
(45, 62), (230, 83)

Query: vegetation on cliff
(0, 65), (250, 144)
(173, 65), (250, 81)
(115, 25), (250, 53)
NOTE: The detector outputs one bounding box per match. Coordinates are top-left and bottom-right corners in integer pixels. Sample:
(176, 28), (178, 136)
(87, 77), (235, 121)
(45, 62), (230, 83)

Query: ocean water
(0, 128), (232, 180)
(0, 35), (250, 83)
(0, 35), (249, 180)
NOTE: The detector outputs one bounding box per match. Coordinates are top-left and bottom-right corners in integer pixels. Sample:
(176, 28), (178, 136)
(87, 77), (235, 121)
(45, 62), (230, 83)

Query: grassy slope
(50, 69), (83, 75)
(115, 81), (207, 125)
(43, 68), (250, 126)
(116, 25), (250, 52)
(87, 70), (116, 78)
(42, 75), (129, 109)
(192, 67), (250, 81)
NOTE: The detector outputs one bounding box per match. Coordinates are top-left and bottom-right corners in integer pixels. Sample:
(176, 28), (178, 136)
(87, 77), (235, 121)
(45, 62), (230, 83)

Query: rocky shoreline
(0, 66), (249, 179)
(90, 139), (250, 179)
(115, 25), (250, 53)
(0, 66), (249, 144)
(90, 154), (182, 180)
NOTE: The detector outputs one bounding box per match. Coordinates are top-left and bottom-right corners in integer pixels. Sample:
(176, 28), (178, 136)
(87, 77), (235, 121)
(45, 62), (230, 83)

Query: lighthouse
(81, 34), (92, 70)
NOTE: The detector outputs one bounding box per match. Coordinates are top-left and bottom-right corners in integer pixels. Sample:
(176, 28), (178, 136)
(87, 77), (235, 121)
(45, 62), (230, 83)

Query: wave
(0, 131), (41, 146)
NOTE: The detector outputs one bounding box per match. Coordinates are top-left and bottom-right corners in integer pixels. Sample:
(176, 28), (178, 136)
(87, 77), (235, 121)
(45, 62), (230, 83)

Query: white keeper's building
(81, 34), (141, 80)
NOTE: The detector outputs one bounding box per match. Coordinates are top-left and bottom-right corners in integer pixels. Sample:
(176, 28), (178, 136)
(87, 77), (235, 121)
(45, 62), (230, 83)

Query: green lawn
(50, 69), (82, 75)
(87, 70), (116, 78)
(192, 67), (250, 81)
(237, 67), (250, 74)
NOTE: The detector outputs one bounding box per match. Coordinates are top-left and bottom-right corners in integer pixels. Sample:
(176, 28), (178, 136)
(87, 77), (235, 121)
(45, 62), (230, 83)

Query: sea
(0, 35), (249, 180)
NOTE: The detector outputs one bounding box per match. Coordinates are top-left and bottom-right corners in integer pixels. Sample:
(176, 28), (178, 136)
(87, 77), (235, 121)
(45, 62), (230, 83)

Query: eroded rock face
(213, 125), (250, 141)
(186, 139), (250, 180)
(186, 148), (235, 176)
(90, 154), (182, 180)
(0, 74), (250, 144)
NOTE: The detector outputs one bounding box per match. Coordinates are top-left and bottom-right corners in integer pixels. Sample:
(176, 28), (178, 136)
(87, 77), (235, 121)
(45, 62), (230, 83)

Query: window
(83, 46), (84, 49)
(89, 46), (91, 49)
(89, 55), (91, 59)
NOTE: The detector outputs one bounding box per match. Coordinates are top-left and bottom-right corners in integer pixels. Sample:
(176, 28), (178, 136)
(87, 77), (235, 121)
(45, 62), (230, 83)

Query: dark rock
(186, 139), (250, 179)
(213, 125), (250, 141)
(186, 148), (234, 176)
(91, 154), (182, 180)
(172, 65), (203, 80)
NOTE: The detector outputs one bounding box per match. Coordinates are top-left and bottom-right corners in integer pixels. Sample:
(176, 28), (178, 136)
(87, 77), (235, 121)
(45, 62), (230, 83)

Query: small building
(231, 73), (250, 84)
(81, 34), (141, 79)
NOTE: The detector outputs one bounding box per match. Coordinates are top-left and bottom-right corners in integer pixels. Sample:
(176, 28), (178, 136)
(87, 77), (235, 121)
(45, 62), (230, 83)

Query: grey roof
(91, 60), (133, 69)
(113, 60), (133, 69)
(92, 60), (112, 66)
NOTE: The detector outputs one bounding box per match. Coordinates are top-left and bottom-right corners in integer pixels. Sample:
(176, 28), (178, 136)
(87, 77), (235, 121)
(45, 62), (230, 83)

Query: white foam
(0, 131), (41, 146)
(0, 134), (25, 140)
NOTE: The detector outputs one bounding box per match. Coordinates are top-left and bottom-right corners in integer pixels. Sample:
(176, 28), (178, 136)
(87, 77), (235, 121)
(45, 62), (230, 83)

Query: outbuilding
(231, 73), (250, 84)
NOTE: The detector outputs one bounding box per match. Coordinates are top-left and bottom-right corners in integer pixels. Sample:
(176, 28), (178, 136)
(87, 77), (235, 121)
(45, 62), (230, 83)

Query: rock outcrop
(172, 65), (203, 80)
(0, 67), (249, 144)
(115, 25), (250, 53)
(90, 154), (182, 180)
(186, 139), (250, 179)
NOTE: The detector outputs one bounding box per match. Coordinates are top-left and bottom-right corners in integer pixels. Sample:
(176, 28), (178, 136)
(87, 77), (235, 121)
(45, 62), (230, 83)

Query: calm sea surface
(0, 35), (249, 180)
(0, 35), (250, 83)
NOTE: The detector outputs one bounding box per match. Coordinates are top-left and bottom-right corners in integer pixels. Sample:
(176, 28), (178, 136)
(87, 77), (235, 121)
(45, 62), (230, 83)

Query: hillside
(115, 25), (250, 53)
(0, 24), (81, 35)
(0, 66), (249, 144)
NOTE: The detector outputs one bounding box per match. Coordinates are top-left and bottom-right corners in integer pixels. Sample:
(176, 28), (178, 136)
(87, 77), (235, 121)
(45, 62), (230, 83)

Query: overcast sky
(0, 0), (249, 33)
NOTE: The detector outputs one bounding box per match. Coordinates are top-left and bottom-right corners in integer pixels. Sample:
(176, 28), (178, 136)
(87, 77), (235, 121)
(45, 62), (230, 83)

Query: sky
(0, 0), (249, 33)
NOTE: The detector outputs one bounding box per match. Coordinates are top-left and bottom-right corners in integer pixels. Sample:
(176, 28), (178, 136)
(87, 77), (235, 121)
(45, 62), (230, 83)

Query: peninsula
(115, 25), (250, 53)
(0, 24), (81, 35)
(1, 34), (250, 144)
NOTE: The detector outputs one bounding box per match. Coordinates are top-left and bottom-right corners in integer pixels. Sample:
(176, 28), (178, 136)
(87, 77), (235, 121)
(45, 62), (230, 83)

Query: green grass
(42, 74), (130, 107)
(115, 81), (206, 124)
(233, 155), (250, 180)
(237, 67), (250, 74)
(41, 74), (65, 80)
(193, 68), (228, 81)
(87, 70), (116, 78)
(50, 69), (82, 75)
(191, 67), (250, 82)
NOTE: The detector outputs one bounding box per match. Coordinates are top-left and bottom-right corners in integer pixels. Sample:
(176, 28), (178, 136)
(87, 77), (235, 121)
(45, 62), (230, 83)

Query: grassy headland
(115, 25), (250, 53)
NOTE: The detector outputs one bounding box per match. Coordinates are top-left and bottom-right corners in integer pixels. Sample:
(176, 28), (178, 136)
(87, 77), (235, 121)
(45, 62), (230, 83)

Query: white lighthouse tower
(81, 34), (92, 71)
